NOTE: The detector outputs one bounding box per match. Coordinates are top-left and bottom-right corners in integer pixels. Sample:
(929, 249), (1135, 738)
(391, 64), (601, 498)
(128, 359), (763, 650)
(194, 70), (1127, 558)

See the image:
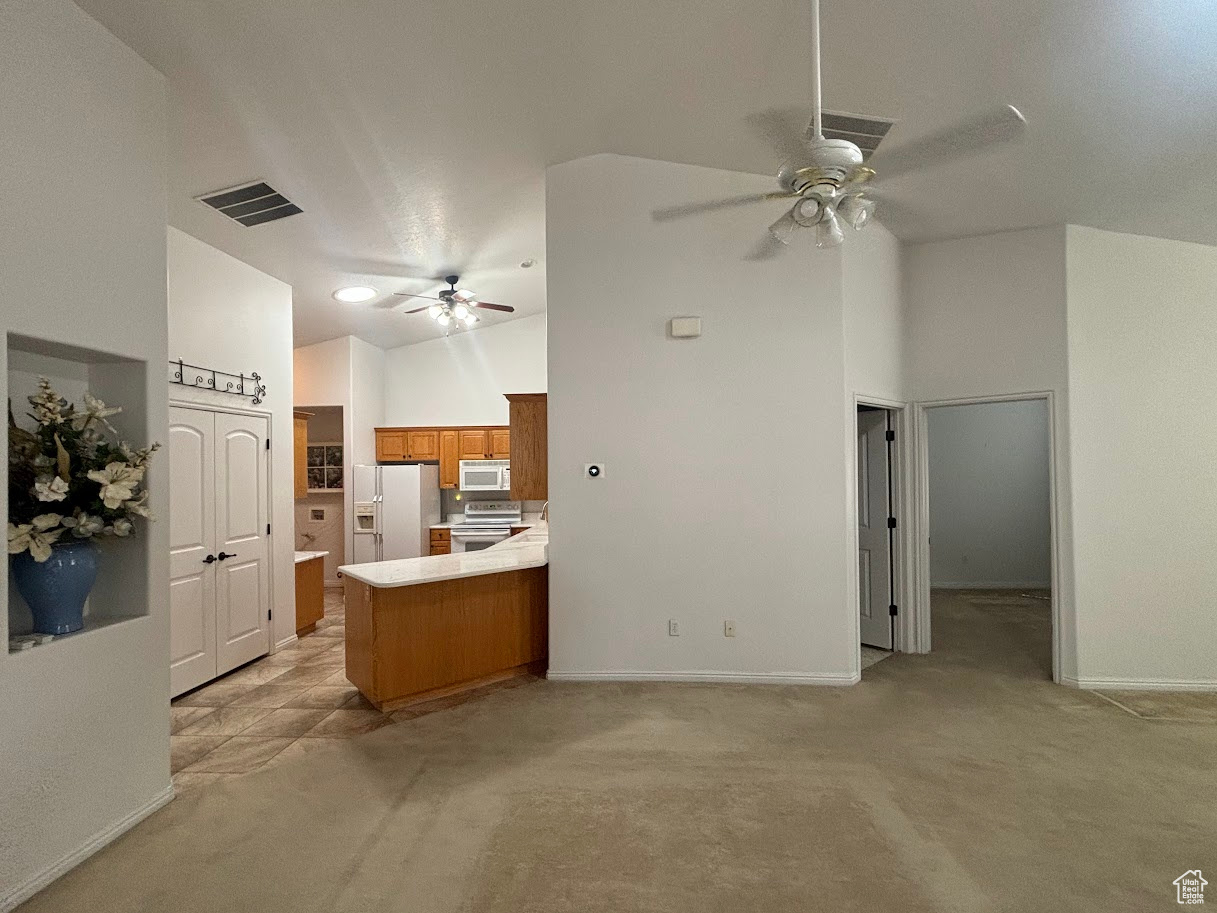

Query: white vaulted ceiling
(74, 0), (1217, 347)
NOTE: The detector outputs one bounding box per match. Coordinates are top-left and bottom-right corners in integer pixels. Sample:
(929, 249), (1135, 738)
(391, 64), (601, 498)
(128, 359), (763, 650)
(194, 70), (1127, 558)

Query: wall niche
(6, 334), (151, 652)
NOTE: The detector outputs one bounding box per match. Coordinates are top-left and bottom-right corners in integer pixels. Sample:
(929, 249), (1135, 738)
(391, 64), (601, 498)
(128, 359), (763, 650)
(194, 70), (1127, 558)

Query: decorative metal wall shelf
(170, 360), (266, 405)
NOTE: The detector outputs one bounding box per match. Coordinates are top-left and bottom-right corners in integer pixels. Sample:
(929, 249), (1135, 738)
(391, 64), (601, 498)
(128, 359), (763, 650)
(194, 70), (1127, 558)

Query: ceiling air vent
(820, 111), (895, 160)
(197, 181), (302, 227)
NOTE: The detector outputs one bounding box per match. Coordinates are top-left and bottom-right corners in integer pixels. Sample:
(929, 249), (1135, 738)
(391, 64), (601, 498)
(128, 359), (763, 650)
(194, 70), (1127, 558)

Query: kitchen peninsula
(337, 524), (548, 710)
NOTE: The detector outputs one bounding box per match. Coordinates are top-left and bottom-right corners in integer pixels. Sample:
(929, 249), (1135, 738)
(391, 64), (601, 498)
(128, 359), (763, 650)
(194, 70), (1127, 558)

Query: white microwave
(459, 459), (510, 491)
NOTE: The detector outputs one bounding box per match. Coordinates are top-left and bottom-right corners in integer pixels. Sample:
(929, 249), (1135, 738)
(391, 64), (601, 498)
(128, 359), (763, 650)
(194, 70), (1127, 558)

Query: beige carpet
(19, 590), (1217, 912)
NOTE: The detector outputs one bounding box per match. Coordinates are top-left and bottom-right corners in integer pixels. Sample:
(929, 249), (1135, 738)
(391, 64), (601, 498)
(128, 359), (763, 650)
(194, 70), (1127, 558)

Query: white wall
(0, 1), (170, 905)
(167, 228), (297, 649)
(546, 154), (856, 683)
(383, 314), (547, 426)
(843, 220), (905, 403)
(349, 336), (385, 467)
(1065, 226), (1217, 688)
(927, 400), (1051, 588)
(903, 226), (1076, 679)
(294, 336), (384, 565)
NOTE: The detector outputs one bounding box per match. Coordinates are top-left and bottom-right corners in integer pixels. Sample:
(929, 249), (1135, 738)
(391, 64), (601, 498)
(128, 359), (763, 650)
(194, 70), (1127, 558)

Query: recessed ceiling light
(332, 286), (377, 303)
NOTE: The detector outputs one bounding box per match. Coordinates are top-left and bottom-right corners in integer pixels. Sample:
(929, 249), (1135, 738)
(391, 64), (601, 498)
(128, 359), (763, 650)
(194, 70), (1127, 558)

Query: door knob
(202, 554), (217, 564)
(217, 552), (237, 561)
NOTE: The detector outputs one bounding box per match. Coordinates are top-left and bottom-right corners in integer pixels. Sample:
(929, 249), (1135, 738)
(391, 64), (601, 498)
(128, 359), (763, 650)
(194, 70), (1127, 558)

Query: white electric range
(448, 501), (522, 553)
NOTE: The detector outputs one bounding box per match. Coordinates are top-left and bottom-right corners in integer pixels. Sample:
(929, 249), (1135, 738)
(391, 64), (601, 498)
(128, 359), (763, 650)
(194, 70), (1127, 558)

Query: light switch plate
(669, 316), (702, 338)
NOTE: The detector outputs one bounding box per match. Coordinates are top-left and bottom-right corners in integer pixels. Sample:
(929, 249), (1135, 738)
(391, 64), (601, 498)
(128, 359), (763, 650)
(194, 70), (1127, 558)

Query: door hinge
(266, 439), (271, 450)
(889, 604), (899, 616)
(268, 608), (272, 620)
(267, 523), (271, 535)
(887, 516), (897, 529)
(885, 429), (895, 442)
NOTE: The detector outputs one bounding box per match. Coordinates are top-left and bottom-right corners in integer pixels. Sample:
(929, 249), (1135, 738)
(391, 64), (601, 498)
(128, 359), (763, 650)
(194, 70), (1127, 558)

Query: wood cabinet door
(489, 427), (511, 459)
(439, 429), (459, 488)
(506, 394), (547, 500)
(458, 428), (489, 460)
(430, 542), (451, 555)
(293, 415), (309, 499)
(376, 430), (406, 462)
(407, 429), (440, 461)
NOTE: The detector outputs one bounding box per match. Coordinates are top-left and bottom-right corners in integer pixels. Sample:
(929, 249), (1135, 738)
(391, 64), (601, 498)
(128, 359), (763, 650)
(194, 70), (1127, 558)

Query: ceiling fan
(391, 275), (515, 330)
(652, 0), (1027, 252)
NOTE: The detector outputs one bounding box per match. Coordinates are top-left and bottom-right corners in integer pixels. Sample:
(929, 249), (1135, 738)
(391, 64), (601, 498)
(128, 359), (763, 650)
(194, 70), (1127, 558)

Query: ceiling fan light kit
(651, 0), (1027, 254)
(390, 274), (515, 334)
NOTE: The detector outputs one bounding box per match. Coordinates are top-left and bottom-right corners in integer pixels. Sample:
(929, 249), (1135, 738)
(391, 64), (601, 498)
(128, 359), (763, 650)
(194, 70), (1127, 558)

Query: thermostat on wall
(669, 316), (702, 338)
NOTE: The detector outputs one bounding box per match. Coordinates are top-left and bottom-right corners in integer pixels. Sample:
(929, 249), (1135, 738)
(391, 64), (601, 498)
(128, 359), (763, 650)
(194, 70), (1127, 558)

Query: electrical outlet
(724, 620), (736, 637)
(668, 619), (680, 636)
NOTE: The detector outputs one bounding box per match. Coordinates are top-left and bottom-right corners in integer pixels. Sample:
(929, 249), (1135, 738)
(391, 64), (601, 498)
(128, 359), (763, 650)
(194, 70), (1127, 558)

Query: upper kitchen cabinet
(505, 394), (546, 500)
(458, 428), (489, 460)
(439, 429), (459, 488)
(376, 429), (407, 462)
(374, 426), (510, 489)
(293, 411), (312, 499)
(407, 429), (440, 462)
(489, 428), (511, 459)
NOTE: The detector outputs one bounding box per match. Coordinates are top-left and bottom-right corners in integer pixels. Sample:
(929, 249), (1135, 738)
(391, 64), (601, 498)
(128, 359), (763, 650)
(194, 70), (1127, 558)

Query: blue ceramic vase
(10, 539), (99, 635)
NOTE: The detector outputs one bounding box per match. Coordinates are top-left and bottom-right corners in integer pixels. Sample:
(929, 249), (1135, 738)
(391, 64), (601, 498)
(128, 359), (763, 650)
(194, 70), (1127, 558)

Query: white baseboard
(1, 784), (174, 913)
(932, 582), (1051, 590)
(273, 633), (298, 652)
(1062, 676), (1217, 692)
(546, 670), (860, 686)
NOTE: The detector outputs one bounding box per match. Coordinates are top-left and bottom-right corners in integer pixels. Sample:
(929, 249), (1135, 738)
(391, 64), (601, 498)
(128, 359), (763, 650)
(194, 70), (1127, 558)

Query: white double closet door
(170, 405), (271, 697)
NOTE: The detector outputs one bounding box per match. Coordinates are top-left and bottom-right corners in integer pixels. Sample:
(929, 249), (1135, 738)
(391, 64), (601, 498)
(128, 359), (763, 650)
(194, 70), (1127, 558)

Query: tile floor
(170, 590), (534, 793)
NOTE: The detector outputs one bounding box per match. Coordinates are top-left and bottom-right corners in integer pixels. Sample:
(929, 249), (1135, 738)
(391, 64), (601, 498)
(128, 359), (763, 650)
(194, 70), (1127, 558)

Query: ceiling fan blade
(393, 292), (442, 300)
(472, 302), (515, 313)
(873, 104), (1027, 182)
(453, 289), (477, 302)
(652, 190), (797, 222)
(744, 233), (789, 262)
(746, 107), (815, 170)
(401, 305), (434, 315)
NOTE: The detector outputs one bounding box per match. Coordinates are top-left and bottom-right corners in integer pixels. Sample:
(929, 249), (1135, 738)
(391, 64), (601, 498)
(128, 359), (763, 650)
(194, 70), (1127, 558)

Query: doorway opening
(855, 403), (901, 674)
(921, 397), (1054, 680)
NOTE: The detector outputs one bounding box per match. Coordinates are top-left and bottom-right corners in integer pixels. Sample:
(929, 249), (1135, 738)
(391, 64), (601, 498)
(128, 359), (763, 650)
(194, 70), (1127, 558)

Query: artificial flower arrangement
(8, 377), (159, 562)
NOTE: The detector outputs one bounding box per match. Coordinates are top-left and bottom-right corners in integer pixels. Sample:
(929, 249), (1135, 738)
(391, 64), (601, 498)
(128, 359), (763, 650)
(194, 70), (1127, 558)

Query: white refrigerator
(352, 464), (441, 563)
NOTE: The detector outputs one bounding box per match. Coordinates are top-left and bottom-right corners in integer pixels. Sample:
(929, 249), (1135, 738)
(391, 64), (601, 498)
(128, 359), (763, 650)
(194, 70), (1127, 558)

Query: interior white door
(858, 409), (892, 649)
(169, 407), (217, 697)
(213, 412), (271, 675)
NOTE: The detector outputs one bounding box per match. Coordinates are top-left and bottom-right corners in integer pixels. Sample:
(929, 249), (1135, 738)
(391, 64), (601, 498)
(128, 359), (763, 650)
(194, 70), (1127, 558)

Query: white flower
(110, 518), (134, 537)
(33, 474), (69, 502)
(124, 490), (153, 519)
(87, 461), (145, 509)
(27, 377), (66, 427)
(9, 515), (65, 562)
(62, 512), (105, 538)
(71, 392), (122, 433)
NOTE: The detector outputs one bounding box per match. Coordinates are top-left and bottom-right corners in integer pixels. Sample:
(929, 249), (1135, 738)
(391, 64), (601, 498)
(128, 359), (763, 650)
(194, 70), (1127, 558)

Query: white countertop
(294, 550), (329, 564)
(338, 522), (547, 588)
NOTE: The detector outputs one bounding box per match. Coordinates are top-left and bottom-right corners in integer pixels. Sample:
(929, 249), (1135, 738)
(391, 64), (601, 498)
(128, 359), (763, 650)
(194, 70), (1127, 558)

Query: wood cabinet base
(343, 567), (548, 711)
(295, 557), (325, 635)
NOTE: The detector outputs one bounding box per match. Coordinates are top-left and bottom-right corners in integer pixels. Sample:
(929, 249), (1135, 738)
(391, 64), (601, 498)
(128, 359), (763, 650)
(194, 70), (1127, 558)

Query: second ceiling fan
(653, 0), (1028, 252)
